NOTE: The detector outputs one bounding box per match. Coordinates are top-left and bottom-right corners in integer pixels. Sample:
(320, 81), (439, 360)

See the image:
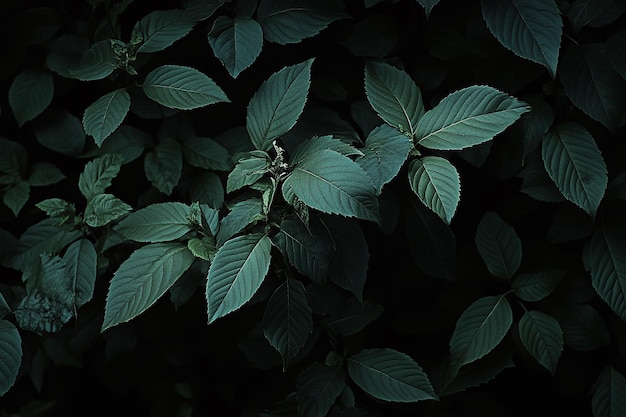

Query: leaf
(0, 138), (28, 176)
(189, 172), (225, 209)
(187, 236), (216, 261)
(449, 295), (513, 373)
(78, 154), (124, 200)
(182, 137), (232, 171)
(606, 30), (626, 79)
(208, 16), (263, 78)
(416, 85), (530, 150)
(216, 198), (265, 246)
(34, 109), (86, 156)
(347, 348), (437, 402)
(542, 122), (607, 218)
(142, 65), (230, 110)
(132, 9), (195, 53)
(9, 68), (54, 127)
(183, 0), (225, 21)
(511, 269), (563, 302)
(263, 278), (312, 370)
(558, 304), (610, 352)
(206, 233), (272, 323)
(567, 0), (614, 33)
(474, 211), (522, 280)
(96, 125), (150, 164)
(518, 310), (563, 374)
(246, 59), (314, 151)
(408, 156), (460, 225)
(3, 181), (30, 217)
(82, 88), (131, 147)
(83, 193), (132, 227)
(481, 0), (562, 78)
(63, 238), (97, 308)
(364, 61), (424, 137)
(416, 0), (441, 17)
(356, 124), (413, 194)
(227, 152), (270, 193)
(114, 202), (191, 242)
(290, 135), (362, 166)
(102, 243), (195, 332)
(0, 321), (22, 396)
(27, 163), (65, 187)
(144, 138), (182, 195)
(326, 298), (384, 336)
(282, 149), (380, 222)
(591, 366), (626, 417)
(297, 362), (346, 417)
(68, 39), (118, 81)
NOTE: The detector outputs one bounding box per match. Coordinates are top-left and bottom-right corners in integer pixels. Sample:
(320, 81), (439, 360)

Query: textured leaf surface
(208, 16), (263, 78)
(0, 321), (22, 396)
(83, 89), (131, 147)
(83, 193), (131, 227)
(115, 202), (191, 242)
(408, 156), (460, 225)
(182, 137), (231, 171)
(511, 270), (563, 302)
(592, 366), (626, 417)
(542, 122), (607, 218)
(347, 348), (437, 402)
(78, 154), (123, 200)
(481, 0), (562, 77)
(216, 198), (265, 246)
(102, 243), (194, 331)
(63, 238), (97, 308)
(518, 310), (563, 374)
(297, 363), (346, 417)
(474, 211), (522, 280)
(68, 40), (117, 81)
(9, 68), (54, 127)
(133, 9), (195, 53)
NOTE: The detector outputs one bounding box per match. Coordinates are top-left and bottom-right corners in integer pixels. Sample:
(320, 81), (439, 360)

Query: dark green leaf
(0, 138), (28, 177)
(226, 152), (270, 193)
(297, 362), (346, 417)
(216, 198), (265, 246)
(183, 0), (225, 21)
(567, 0), (614, 33)
(558, 304), (610, 351)
(115, 202), (192, 242)
(591, 366), (626, 417)
(474, 211), (522, 280)
(34, 109), (86, 156)
(208, 16), (263, 78)
(3, 181), (30, 216)
(68, 39), (118, 81)
(182, 137), (232, 171)
(326, 298), (384, 336)
(416, 0), (441, 17)
(78, 154), (123, 200)
(83, 194), (132, 227)
(511, 270), (563, 302)
(518, 310), (563, 374)
(63, 238), (97, 308)
(606, 30), (626, 79)
(82, 88), (131, 147)
(144, 138), (182, 195)
(132, 9), (195, 54)
(27, 163), (65, 187)
(0, 321), (23, 396)
(408, 156), (460, 225)
(9, 68), (54, 127)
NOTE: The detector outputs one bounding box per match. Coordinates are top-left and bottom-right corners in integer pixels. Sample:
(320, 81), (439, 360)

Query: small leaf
(542, 122), (607, 218)
(63, 238), (97, 308)
(290, 135), (362, 166)
(481, 0), (562, 78)
(416, 0), (441, 17)
(208, 16), (263, 78)
(132, 9), (195, 53)
(187, 236), (216, 261)
(347, 348), (437, 402)
(68, 39), (118, 81)
(474, 211), (522, 280)
(142, 65), (230, 110)
(591, 366), (626, 417)
(511, 270), (563, 302)
(83, 89), (131, 147)
(246, 59), (314, 151)
(518, 310), (563, 374)
(3, 181), (30, 216)
(417, 85), (530, 150)
(216, 198), (265, 246)
(297, 362), (346, 417)
(9, 68), (54, 127)
(144, 138), (182, 195)
(408, 156), (460, 225)
(78, 154), (123, 200)
(115, 202), (192, 242)
(102, 243), (195, 332)
(0, 321), (23, 396)
(83, 193), (132, 227)
(206, 233), (272, 323)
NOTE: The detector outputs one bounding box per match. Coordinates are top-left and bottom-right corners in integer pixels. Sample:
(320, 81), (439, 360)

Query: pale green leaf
(142, 65), (230, 110)
(416, 0), (441, 17)
(187, 236), (216, 261)
(83, 193), (132, 227)
(9, 68), (54, 127)
(481, 0), (562, 78)
(206, 233), (272, 323)
(408, 156), (460, 225)
(326, 298), (384, 336)
(78, 154), (123, 200)
(68, 39), (118, 81)
(3, 181), (30, 217)
(542, 122), (607, 218)
(34, 109), (85, 156)
(511, 269), (563, 302)
(474, 211), (522, 280)
(518, 310), (563, 374)
(144, 138), (182, 195)
(82, 88), (131, 147)
(115, 202), (192, 243)
(347, 348), (437, 402)
(246, 59), (314, 151)
(132, 9), (195, 53)
(63, 238), (97, 308)
(0, 321), (22, 396)
(592, 366), (626, 417)
(208, 16), (263, 78)
(182, 137), (232, 171)
(364, 61), (424, 137)
(102, 243), (195, 331)
(417, 85), (530, 150)
(216, 198), (265, 246)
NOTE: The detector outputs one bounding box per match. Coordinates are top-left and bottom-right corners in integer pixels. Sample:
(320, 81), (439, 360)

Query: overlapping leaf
(518, 310), (563, 375)
(114, 202), (192, 242)
(208, 16), (263, 78)
(132, 9), (195, 53)
(408, 156), (460, 225)
(78, 153), (123, 200)
(63, 238), (97, 308)
(416, 0), (441, 17)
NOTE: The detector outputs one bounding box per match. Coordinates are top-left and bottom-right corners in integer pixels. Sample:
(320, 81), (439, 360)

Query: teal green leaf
(559, 304), (610, 351)
(82, 88), (131, 147)
(216, 198), (265, 246)
(208, 16), (263, 78)
(83, 193), (132, 227)
(449, 295), (513, 372)
(142, 65), (230, 110)
(34, 109), (86, 156)
(364, 61), (424, 137)
(63, 238), (97, 308)
(297, 362), (346, 417)
(263, 278), (312, 370)
(542, 122), (607, 218)
(592, 366), (626, 417)
(206, 233), (272, 323)
(357, 124), (413, 194)
(511, 269), (563, 302)
(27, 163), (65, 187)
(474, 211), (522, 280)
(132, 9), (195, 53)
(9, 68), (54, 127)
(182, 137), (232, 171)
(0, 138), (28, 176)
(102, 243), (194, 332)
(246, 59), (314, 151)
(0, 321), (22, 396)
(326, 298), (384, 336)
(3, 181), (30, 217)
(347, 348), (437, 402)
(144, 138), (182, 195)
(416, 85), (530, 150)
(115, 202), (192, 243)
(78, 154), (123, 200)
(481, 0), (562, 78)
(282, 149), (379, 222)
(416, 0), (441, 17)
(290, 135), (362, 166)
(187, 236), (216, 261)
(408, 156), (460, 225)
(518, 310), (563, 375)
(68, 39), (118, 81)
(226, 152), (270, 193)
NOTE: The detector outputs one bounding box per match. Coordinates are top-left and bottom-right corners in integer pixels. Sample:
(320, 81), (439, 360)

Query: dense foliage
(1, 0), (625, 416)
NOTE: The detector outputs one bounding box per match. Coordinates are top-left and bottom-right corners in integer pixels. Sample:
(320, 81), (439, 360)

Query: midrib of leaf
(600, 222), (626, 304)
(421, 164), (453, 209)
(261, 74), (302, 140)
(584, 57), (613, 126)
(553, 130), (598, 210)
(219, 236), (267, 310)
(512, 1), (551, 66)
(351, 360), (416, 390)
(463, 295), (508, 359)
(371, 72), (414, 136)
(97, 94), (119, 138)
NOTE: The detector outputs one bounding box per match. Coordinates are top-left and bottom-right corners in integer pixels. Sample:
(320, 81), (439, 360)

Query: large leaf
(208, 16), (263, 78)
(63, 238), (97, 309)
(115, 202), (192, 242)
(206, 233), (272, 323)
(474, 211), (522, 280)
(142, 65), (230, 110)
(542, 122), (607, 218)
(408, 156), (460, 225)
(481, 0), (562, 78)
(102, 243), (195, 331)
(518, 310), (563, 375)
(9, 68), (54, 127)
(78, 153), (123, 200)
(0, 320), (22, 396)
(263, 278), (312, 370)
(82, 88), (131, 146)
(364, 61), (424, 138)
(144, 138), (182, 195)
(567, 0), (614, 33)
(132, 9), (195, 53)
(416, 85), (530, 150)
(347, 348), (437, 402)
(297, 362), (346, 417)
(591, 366), (626, 417)
(246, 59), (314, 151)
(282, 149), (379, 222)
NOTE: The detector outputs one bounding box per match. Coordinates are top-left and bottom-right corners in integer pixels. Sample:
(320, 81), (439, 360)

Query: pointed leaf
(208, 16), (263, 78)
(347, 348), (437, 402)
(559, 304), (610, 351)
(206, 233), (272, 323)
(114, 202), (192, 242)
(83, 193), (131, 227)
(592, 366), (626, 417)
(417, 85), (530, 150)
(182, 137), (232, 171)
(0, 138), (28, 176)
(227, 152), (270, 193)
(9, 68), (54, 127)
(132, 9), (195, 53)
(297, 362), (346, 417)
(408, 156), (460, 225)
(416, 0), (441, 17)
(246, 59), (314, 151)
(68, 39), (117, 81)
(511, 269), (564, 302)
(3, 181), (30, 217)
(83, 88), (131, 146)
(63, 238), (97, 308)
(542, 122), (607, 218)
(0, 321), (22, 396)
(34, 109), (86, 156)
(474, 211), (522, 280)
(78, 154), (123, 200)
(102, 243), (194, 331)
(144, 138), (182, 195)
(326, 298), (384, 336)
(518, 310), (563, 374)
(216, 198), (265, 246)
